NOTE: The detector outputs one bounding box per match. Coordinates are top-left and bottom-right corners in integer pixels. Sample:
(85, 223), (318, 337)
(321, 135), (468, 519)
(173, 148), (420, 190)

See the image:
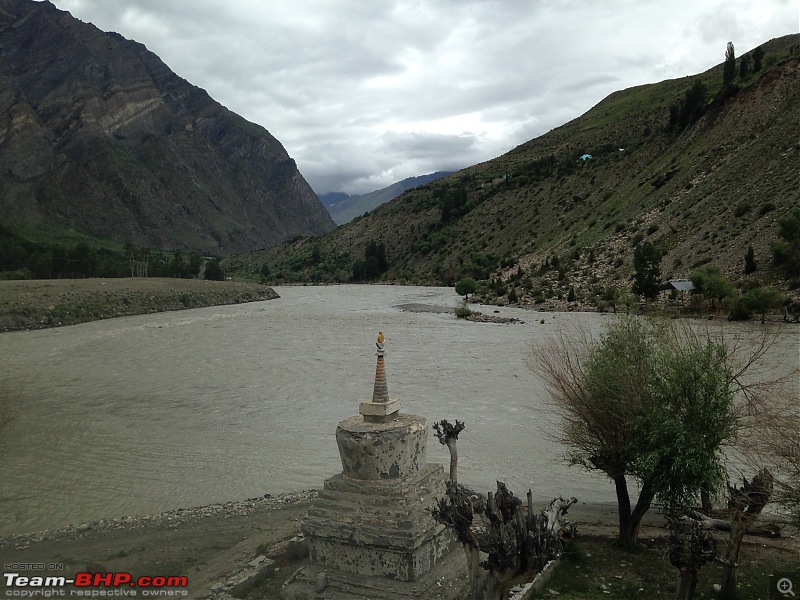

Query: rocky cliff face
(0, 0), (335, 254)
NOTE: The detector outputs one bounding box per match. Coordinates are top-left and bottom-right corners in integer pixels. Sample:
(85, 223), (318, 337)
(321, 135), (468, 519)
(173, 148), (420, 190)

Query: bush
(454, 302), (472, 319)
(729, 285), (783, 322)
(734, 202), (752, 217)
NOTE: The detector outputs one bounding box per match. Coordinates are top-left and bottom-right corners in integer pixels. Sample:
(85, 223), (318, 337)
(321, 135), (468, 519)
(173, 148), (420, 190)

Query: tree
(432, 480), (576, 599)
(668, 515), (721, 600)
(671, 79), (709, 131)
(125, 243), (136, 277)
(529, 318), (747, 546)
(739, 53), (751, 79)
(744, 245), (757, 274)
(691, 265), (736, 311)
(455, 277), (477, 300)
(752, 45), (765, 72)
(723, 42), (736, 85)
(69, 243), (96, 278)
(259, 262), (271, 281)
(187, 252), (203, 278)
(729, 285), (783, 322)
(204, 259), (224, 281)
(770, 207), (800, 277)
(170, 250), (185, 278)
(720, 469), (773, 597)
(632, 241), (662, 299)
(433, 419), (465, 483)
(352, 240), (388, 281)
(753, 413), (800, 527)
(310, 244), (322, 266)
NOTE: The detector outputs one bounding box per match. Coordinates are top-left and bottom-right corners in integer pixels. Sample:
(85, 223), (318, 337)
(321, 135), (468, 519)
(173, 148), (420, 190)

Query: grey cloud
(51, 0), (797, 195)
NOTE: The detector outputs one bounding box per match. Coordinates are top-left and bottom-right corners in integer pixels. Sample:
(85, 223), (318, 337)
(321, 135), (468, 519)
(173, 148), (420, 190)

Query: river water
(0, 285), (796, 536)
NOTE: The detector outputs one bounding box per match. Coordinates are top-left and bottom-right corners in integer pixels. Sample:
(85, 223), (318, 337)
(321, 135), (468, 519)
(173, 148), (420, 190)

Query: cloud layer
(52, 0), (798, 194)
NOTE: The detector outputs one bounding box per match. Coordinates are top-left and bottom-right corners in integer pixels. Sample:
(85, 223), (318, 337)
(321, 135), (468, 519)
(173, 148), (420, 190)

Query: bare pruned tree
(433, 419), (465, 483)
(667, 514), (729, 600)
(720, 469), (774, 597)
(432, 480), (576, 600)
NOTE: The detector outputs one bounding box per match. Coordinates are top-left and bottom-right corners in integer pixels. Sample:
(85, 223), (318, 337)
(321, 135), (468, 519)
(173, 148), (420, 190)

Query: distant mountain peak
(321, 171), (454, 225)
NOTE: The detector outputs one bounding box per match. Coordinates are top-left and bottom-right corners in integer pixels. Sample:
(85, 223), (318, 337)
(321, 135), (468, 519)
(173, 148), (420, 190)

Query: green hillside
(225, 36), (800, 314)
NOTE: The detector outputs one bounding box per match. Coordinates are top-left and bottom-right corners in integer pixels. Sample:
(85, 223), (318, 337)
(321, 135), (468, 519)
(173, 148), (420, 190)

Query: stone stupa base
(281, 465), (468, 600)
(280, 548), (468, 600)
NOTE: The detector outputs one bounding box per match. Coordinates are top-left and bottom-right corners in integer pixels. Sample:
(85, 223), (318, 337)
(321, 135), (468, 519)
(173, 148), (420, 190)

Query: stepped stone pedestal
(281, 333), (467, 600)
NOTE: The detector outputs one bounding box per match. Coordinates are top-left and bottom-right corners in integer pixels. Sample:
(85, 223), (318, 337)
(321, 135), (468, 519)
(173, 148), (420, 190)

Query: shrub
(729, 285), (783, 322)
(734, 202), (752, 218)
(454, 302), (472, 319)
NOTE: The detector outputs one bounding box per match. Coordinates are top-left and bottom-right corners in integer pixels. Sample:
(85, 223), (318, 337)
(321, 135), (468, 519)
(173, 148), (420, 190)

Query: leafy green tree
(69, 243), (96, 278)
(310, 244), (322, 266)
(259, 263), (271, 282)
(744, 245), (757, 274)
(723, 41), (736, 85)
(124, 243), (136, 277)
(752, 45), (765, 71)
(440, 185), (469, 224)
(51, 244), (68, 277)
(455, 277), (477, 299)
(770, 208), (800, 276)
(187, 252), (203, 278)
(170, 250), (185, 278)
(739, 53), (751, 79)
(670, 79), (709, 131)
(204, 259), (224, 281)
(352, 240), (388, 281)
(632, 241), (662, 299)
(691, 265), (736, 310)
(531, 318), (744, 546)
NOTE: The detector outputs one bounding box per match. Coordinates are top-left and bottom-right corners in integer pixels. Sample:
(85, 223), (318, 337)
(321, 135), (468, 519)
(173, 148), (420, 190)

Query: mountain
(320, 172), (453, 225)
(318, 192), (351, 209)
(0, 0), (335, 255)
(227, 35), (800, 307)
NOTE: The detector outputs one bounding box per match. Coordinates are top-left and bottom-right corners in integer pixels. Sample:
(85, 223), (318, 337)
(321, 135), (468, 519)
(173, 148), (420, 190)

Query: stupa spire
(359, 330), (400, 422)
(372, 330), (389, 402)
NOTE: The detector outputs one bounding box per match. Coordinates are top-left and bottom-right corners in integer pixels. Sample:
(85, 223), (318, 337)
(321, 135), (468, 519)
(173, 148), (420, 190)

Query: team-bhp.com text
(4, 572), (188, 597)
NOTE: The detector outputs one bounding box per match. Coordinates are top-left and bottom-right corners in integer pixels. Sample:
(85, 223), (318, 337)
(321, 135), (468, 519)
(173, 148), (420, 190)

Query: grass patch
(543, 534), (795, 599)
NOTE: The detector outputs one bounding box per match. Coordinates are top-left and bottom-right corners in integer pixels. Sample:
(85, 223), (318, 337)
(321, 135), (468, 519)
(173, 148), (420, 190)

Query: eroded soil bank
(0, 278), (278, 332)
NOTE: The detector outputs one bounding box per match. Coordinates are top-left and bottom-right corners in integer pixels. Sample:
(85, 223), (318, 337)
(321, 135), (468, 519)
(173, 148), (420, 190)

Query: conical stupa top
(372, 330), (389, 403)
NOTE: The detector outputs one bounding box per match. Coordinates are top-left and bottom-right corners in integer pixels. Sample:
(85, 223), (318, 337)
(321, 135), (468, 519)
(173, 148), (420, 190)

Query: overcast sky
(49, 0), (798, 195)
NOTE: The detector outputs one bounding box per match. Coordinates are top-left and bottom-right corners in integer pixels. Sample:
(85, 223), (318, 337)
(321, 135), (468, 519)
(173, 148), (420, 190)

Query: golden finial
(377, 331), (384, 345)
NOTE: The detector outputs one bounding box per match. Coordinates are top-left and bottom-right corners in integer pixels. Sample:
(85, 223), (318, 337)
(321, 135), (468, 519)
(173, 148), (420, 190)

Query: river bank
(0, 492), (795, 600)
(0, 278), (279, 332)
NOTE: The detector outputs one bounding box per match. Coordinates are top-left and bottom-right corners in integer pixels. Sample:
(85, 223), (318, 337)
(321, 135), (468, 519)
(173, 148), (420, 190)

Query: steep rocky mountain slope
(0, 0), (335, 255)
(229, 35), (799, 305)
(321, 171), (453, 225)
